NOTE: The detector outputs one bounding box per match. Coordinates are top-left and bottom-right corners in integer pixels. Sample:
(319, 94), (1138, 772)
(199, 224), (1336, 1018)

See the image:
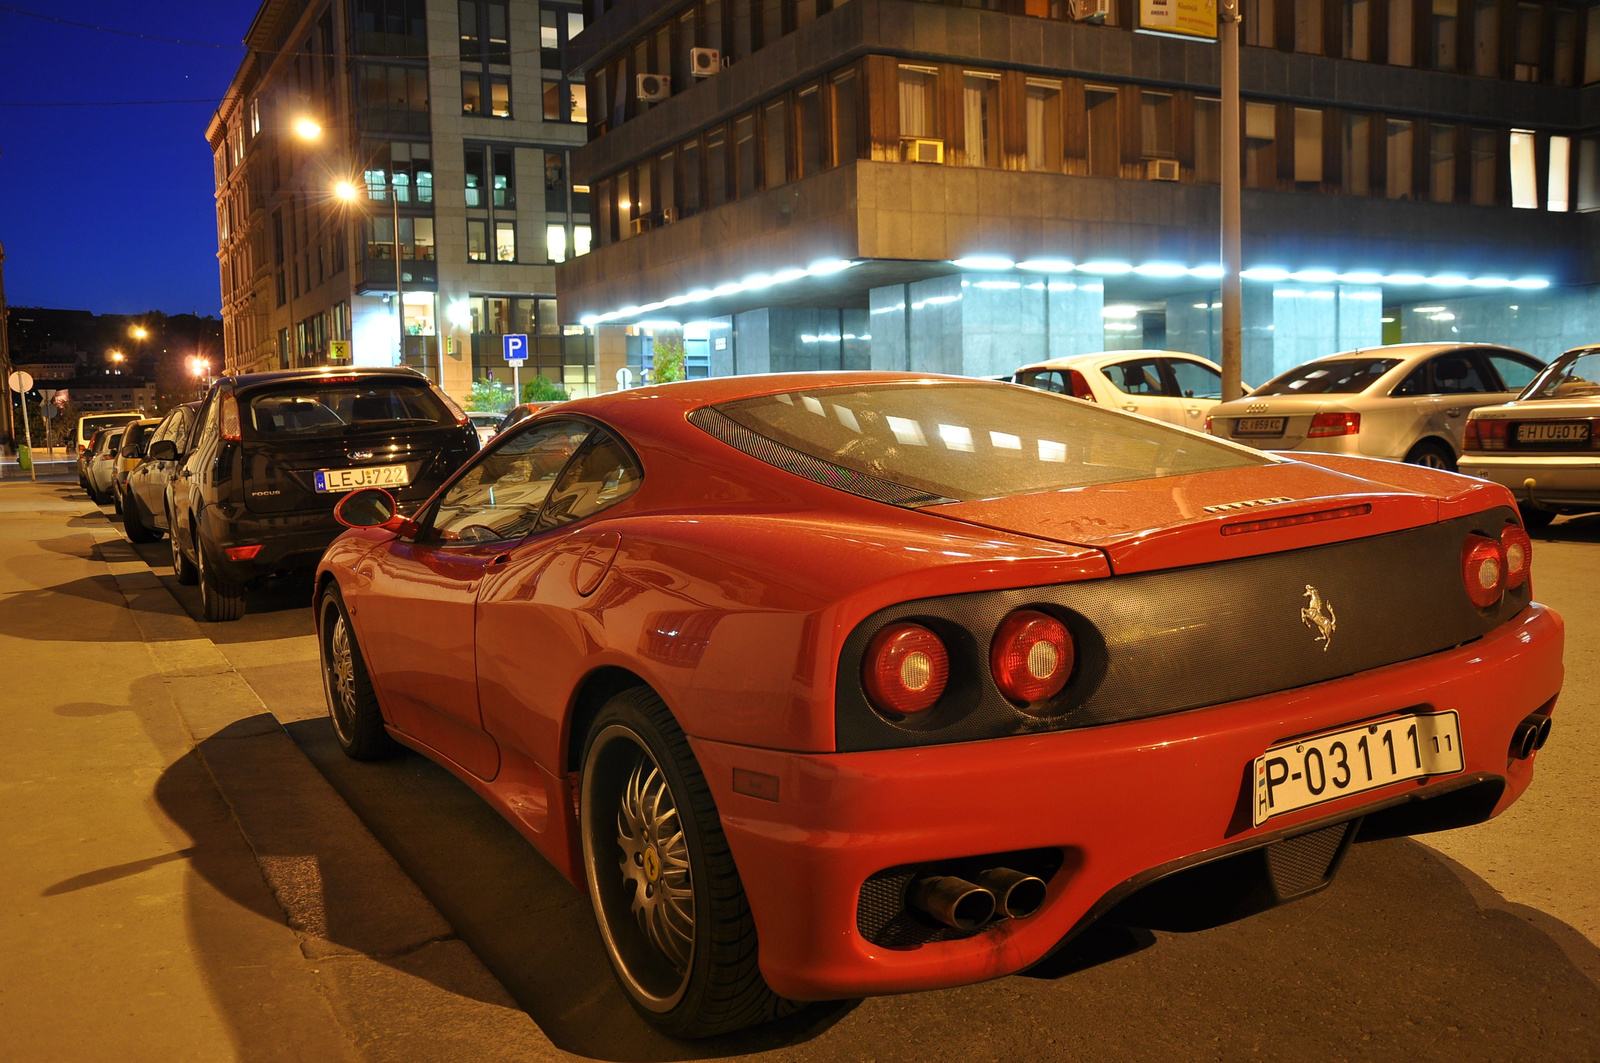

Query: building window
(571, 85), (587, 123)
(547, 79), (586, 123)
(735, 112), (759, 197)
(465, 147), (486, 206)
(1294, 107), (1323, 187)
(459, 0), (509, 62)
(541, 9), (560, 67)
(1514, 3), (1541, 80)
(1087, 86), (1119, 178)
(1474, 0), (1500, 76)
(1386, 119), (1414, 198)
(1244, 0), (1275, 46)
(1431, 0), (1457, 70)
(1430, 123), (1456, 201)
(706, 125), (728, 207)
(493, 147), (514, 207)
(496, 220), (517, 261)
(1548, 135), (1571, 211)
(898, 65), (938, 140)
(357, 62), (430, 134)
(798, 85), (824, 176)
(1141, 91), (1175, 159)
(1245, 102), (1277, 188)
(574, 225), (592, 255)
(830, 70), (858, 167)
(1578, 136), (1600, 211)
(366, 216), (435, 261)
(490, 76), (511, 117)
(1586, 10), (1600, 84)
(1471, 128), (1497, 205)
(469, 218), (488, 260)
(1296, 0), (1324, 53)
(548, 224), (568, 262)
(963, 73), (1001, 167)
(1510, 128), (1537, 206)
(1346, 114), (1375, 193)
(1553, 7), (1577, 85)
(363, 141), (433, 202)
(682, 137), (702, 216)
(463, 72), (484, 114)
(1026, 80), (1063, 172)
(615, 170), (633, 238)
(764, 99), (789, 188)
(1195, 97), (1220, 183)
(546, 152), (568, 211)
(1345, 0), (1370, 60)
(1389, 0), (1414, 64)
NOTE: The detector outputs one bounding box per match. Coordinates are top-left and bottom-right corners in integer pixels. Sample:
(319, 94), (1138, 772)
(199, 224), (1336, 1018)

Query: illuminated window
(468, 219), (487, 261)
(963, 72), (1001, 167)
(1294, 108), (1323, 186)
(1386, 119), (1413, 198)
(1549, 135), (1571, 211)
(1389, 0), (1413, 64)
(1430, 123), (1456, 202)
(547, 224), (568, 263)
(1510, 129), (1538, 208)
(1026, 80), (1063, 172)
(574, 225), (592, 256)
(496, 220), (516, 262)
(1432, 0), (1457, 70)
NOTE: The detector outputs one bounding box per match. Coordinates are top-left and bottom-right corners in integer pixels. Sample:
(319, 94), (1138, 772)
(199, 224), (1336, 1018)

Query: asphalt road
(120, 510), (1600, 1062)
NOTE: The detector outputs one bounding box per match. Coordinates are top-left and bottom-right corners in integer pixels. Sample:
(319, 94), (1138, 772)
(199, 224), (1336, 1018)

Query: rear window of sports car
(708, 382), (1268, 503)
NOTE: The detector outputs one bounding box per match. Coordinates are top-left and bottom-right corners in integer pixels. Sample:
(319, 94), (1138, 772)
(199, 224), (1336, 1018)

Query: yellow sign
(1140, 0), (1217, 39)
(329, 340), (351, 362)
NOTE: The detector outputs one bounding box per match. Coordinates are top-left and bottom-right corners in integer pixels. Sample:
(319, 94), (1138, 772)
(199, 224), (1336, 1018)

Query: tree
(520, 375), (569, 403)
(652, 337), (686, 384)
(468, 376), (516, 413)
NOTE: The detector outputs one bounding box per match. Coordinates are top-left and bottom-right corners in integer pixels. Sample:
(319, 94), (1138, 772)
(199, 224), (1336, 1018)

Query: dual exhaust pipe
(1510, 712), (1553, 761)
(907, 867), (1048, 932)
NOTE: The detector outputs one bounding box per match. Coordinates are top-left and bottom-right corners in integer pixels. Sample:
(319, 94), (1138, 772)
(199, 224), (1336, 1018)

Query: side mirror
(335, 487), (410, 533)
(121, 441), (144, 459)
(147, 439), (177, 461)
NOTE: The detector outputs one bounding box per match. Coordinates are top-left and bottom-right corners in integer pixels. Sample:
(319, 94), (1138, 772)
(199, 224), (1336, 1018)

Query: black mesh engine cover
(834, 507), (1530, 752)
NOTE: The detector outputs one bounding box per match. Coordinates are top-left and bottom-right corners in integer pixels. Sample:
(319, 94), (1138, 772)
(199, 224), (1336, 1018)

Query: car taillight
(1464, 418), (1507, 451)
(1067, 370), (1095, 402)
(1308, 412), (1361, 438)
(1461, 534), (1506, 608)
(1500, 523), (1531, 590)
(225, 544), (262, 561)
(436, 388), (470, 426)
(221, 393), (241, 441)
(1203, 415), (1214, 434)
(862, 623), (949, 717)
(990, 609), (1074, 705)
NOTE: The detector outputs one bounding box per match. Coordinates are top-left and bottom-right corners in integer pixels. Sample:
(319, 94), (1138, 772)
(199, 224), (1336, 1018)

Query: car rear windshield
(710, 382), (1269, 503)
(1254, 357), (1401, 395)
(1525, 351), (1600, 401)
(243, 380), (454, 439)
(81, 414), (138, 437)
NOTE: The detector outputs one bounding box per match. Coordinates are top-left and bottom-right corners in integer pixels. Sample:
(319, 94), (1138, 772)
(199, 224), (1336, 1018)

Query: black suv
(167, 366), (478, 621)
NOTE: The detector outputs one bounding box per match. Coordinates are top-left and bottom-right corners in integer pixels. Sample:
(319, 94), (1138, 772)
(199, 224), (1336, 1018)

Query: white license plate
(1252, 711), (1464, 827)
(1516, 421), (1590, 444)
(313, 464), (410, 494)
(1233, 417), (1286, 437)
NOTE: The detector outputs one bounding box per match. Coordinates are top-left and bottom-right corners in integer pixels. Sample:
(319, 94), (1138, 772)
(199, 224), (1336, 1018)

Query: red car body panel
(316, 372), (1563, 1001)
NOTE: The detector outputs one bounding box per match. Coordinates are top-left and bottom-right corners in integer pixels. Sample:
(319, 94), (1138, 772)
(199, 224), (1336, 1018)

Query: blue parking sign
(503, 333), (528, 364)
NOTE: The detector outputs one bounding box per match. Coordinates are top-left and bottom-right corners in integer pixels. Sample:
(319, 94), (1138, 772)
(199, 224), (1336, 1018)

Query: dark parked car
(122, 402), (202, 544)
(497, 400), (564, 433)
(167, 367), (479, 621)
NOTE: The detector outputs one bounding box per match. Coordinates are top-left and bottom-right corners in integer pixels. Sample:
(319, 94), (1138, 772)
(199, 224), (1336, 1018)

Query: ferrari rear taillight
(1308, 412), (1361, 438)
(863, 623), (948, 717)
(990, 610), (1074, 705)
(1461, 535), (1506, 608)
(1066, 370), (1095, 402)
(1500, 524), (1532, 590)
(1464, 418), (1507, 451)
(221, 393), (241, 441)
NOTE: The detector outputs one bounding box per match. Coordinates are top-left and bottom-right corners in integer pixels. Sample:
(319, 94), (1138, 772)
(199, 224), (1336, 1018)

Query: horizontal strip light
(951, 258), (1550, 290)
(578, 258), (860, 326)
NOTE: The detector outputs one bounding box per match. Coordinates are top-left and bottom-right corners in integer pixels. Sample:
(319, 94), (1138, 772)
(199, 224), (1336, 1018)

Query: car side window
(1017, 370), (1066, 394)
(429, 419), (592, 544)
(1164, 359), (1222, 400)
(1104, 358), (1164, 396)
(537, 428), (643, 531)
(1483, 351), (1541, 392)
(1391, 364), (1429, 396)
(1429, 354), (1494, 394)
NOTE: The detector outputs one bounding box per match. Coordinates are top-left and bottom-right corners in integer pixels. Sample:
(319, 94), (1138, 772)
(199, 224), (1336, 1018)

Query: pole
(1220, 0), (1244, 401)
(392, 189), (404, 369)
(20, 394), (34, 483)
(513, 362), (520, 403)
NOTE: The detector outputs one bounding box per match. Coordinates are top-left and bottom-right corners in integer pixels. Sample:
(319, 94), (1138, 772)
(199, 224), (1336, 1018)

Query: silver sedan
(1206, 343), (1544, 470)
(1460, 345), (1600, 528)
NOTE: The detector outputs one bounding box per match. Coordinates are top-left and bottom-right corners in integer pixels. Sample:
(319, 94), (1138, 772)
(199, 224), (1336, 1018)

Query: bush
(520, 375), (569, 403)
(652, 338), (686, 384)
(467, 377), (516, 413)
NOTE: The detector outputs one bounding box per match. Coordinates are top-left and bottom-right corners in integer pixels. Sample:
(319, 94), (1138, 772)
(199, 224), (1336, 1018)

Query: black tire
(317, 584), (401, 760)
(1519, 505), (1557, 531)
(122, 490), (160, 543)
(196, 535), (246, 622)
(170, 509), (199, 585)
(1405, 439), (1458, 472)
(580, 687), (800, 1038)
(111, 484), (122, 513)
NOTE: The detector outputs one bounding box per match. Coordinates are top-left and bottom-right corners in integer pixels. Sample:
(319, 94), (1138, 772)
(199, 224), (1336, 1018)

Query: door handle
(1123, 404), (1139, 412)
(1187, 408), (1202, 416)
(1445, 408), (1464, 417)
(488, 553), (511, 568)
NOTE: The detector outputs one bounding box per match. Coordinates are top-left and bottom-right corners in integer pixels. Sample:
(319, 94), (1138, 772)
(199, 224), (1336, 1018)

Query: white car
(86, 427), (126, 505)
(467, 411), (501, 447)
(1013, 350), (1231, 430)
(1207, 343), (1544, 470)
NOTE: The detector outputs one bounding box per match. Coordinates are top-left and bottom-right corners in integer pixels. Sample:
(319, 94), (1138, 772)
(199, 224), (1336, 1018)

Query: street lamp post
(1219, 0), (1245, 401)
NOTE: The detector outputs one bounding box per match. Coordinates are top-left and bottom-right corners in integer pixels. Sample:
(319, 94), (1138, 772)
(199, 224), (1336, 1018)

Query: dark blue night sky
(0, 2), (261, 316)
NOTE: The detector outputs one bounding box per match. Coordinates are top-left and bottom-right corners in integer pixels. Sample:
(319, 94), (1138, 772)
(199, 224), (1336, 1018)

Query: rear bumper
(198, 505), (344, 583)
(1459, 454), (1600, 507)
(690, 604), (1562, 1000)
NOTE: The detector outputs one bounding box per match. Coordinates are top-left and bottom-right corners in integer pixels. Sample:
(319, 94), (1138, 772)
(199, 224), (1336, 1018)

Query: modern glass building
(557, 0), (1600, 386)
(208, 0), (599, 399)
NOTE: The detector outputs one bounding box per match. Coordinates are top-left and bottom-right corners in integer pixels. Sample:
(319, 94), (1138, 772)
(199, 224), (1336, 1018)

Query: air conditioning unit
(1070, 0), (1111, 21)
(636, 73), (670, 102)
(902, 137), (945, 164)
(691, 48), (721, 78)
(1146, 158), (1180, 181)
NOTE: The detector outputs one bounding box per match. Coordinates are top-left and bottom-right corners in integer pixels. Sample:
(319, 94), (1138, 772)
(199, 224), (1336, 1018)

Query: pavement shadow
(1536, 513), (1600, 544)
(283, 717), (857, 1062)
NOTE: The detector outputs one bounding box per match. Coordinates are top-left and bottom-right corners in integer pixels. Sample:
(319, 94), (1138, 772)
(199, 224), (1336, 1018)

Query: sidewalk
(0, 482), (568, 1061)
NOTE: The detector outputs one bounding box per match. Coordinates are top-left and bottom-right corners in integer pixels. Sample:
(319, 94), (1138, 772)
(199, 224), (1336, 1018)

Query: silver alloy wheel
(170, 519), (184, 571)
(325, 609), (358, 744)
(581, 724), (696, 1012)
(1417, 450), (1451, 469)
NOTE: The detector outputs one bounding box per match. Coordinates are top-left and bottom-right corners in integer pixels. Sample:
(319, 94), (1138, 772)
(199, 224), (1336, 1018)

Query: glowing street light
(129, 326), (148, 340)
(294, 117), (323, 141)
(335, 180), (359, 202)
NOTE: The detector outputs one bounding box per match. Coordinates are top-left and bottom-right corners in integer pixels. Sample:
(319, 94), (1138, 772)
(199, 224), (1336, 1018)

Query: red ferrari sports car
(316, 373), (1561, 1037)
